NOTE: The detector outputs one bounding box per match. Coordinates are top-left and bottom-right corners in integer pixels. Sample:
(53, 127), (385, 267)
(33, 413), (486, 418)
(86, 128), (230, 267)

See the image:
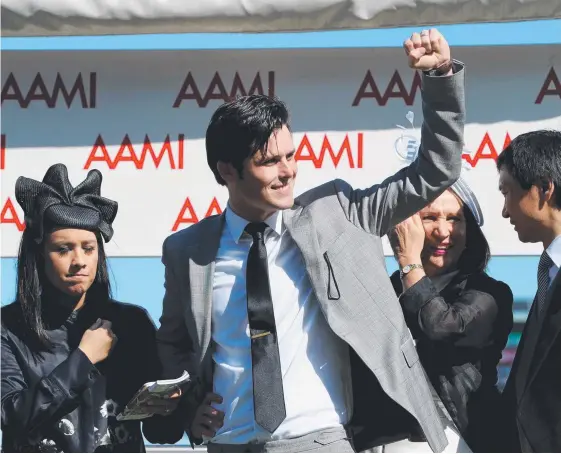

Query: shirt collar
(546, 233), (561, 270)
(225, 203), (283, 244)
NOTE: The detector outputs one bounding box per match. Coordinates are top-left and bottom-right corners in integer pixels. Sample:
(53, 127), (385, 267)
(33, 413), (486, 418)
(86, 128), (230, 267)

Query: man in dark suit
(497, 129), (561, 453)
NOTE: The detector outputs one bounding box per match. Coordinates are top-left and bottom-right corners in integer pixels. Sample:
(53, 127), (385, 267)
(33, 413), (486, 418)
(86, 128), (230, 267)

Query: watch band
(400, 263), (424, 279)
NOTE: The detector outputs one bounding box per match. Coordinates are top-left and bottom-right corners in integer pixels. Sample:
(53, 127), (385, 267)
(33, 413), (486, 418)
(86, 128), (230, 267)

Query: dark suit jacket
(500, 269), (561, 453)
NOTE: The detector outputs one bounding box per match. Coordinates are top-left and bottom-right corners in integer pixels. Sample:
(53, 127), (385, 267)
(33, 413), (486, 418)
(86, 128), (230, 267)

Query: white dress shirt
(546, 234), (561, 286)
(210, 205), (352, 444)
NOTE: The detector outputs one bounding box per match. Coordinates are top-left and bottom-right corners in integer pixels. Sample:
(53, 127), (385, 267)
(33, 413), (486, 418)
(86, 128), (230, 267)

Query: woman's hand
(78, 319), (117, 365)
(390, 214), (425, 266)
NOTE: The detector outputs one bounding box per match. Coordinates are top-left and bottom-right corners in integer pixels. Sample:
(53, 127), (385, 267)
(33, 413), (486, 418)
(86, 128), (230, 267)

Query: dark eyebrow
(49, 242), (74, 250)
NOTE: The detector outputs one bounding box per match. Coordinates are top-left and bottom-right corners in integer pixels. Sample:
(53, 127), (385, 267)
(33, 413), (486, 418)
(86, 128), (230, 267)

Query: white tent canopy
(2, 0), (560, 37)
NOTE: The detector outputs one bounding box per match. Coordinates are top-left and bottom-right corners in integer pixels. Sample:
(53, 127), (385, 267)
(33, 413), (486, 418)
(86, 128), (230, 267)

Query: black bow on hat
(15, 163), (118, 243)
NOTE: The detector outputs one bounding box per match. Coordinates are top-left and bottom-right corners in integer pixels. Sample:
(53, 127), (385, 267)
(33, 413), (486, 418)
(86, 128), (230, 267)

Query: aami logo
(84, 134), (185, 170)
(173, 72), (275, 108)
(353, 71), (421, 107)
(1, 73), (97, 108)
(172, 197), (223, 231)
(295, 133), (364, 169)
(1, 198), (25, 231)
(462, 132), (512, 168)
(536, 67), (561, 104)
(1, 135), (5, 170)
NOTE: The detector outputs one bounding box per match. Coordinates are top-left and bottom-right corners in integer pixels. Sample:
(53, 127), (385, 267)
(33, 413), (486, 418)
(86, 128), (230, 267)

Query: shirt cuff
(423, 59), (464, 77)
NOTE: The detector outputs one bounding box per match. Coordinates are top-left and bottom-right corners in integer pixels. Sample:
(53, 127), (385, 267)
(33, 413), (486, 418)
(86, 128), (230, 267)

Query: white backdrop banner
(1, 46), (560, 257)
(2, 0), (561, 36)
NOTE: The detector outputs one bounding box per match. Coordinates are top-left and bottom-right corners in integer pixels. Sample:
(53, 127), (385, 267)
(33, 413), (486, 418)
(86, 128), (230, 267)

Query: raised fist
(403, 28), (451, 72)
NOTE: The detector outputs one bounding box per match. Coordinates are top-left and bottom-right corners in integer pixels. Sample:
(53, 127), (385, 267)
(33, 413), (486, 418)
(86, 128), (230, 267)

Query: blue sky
(2, 18), (560, 51)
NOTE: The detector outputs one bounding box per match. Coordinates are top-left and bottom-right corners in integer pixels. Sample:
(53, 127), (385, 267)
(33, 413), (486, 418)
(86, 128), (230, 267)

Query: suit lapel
(282, 205), (324, 290)
(524, 270), (561, 392)
(188, 213), (225, 378)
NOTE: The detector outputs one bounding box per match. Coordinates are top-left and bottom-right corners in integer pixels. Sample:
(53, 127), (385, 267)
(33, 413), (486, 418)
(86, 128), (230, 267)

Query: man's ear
(540, 180), (555, 204)
(217, 161), (237, 185)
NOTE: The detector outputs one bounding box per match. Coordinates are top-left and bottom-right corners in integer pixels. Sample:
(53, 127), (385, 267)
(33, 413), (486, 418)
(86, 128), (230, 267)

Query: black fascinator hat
(15, 163), (118, 243)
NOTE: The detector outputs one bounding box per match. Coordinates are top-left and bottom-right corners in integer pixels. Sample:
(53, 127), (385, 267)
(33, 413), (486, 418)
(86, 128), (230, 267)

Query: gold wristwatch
(400, 264), (423, 279)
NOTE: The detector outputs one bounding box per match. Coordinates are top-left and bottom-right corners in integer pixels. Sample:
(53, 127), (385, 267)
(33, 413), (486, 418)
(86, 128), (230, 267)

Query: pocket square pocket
(401, 338), (420, 368)
(323, 252), (341, 300)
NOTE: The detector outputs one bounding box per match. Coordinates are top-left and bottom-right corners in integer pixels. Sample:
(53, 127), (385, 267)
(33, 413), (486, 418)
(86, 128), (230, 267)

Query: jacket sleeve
(398, 275), (513, 347)
(1, 327), (100, 443)
(139, 305), (189, 446)
(143, 236), (203, 447)
(334, 61), (466, 237)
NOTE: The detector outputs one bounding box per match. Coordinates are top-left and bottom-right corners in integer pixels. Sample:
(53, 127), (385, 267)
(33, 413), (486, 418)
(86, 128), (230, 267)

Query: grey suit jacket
(155, 62), (466, 453)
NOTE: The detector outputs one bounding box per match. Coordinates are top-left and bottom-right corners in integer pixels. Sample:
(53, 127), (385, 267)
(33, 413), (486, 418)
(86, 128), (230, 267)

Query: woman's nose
(434, 221), (450, 238)
(71, 251), (87, 268)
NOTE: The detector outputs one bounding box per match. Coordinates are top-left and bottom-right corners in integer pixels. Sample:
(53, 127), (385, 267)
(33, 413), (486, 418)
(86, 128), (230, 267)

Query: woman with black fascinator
(1, 164), (182, 452)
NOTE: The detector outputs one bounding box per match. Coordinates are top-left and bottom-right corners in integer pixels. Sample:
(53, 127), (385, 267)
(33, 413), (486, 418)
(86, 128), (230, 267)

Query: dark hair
(205, 95), (291, 185)
(15, 228), (112, 349)
(457, 203), (491, 275)
(496, 129), (561, 209)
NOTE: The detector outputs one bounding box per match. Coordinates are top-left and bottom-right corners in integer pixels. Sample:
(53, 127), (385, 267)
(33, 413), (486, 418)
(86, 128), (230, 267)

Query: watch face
(402, 265), (411, 273)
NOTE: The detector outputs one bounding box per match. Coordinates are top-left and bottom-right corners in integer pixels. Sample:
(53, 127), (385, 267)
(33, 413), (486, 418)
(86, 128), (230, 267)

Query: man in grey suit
(151, 28), (466, 453)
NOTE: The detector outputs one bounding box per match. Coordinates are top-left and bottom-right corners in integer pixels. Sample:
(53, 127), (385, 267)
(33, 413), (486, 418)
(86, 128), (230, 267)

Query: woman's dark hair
(15, 228), (112, 349)
(205, 95), (291, 185)
(457, 203), (491, 275)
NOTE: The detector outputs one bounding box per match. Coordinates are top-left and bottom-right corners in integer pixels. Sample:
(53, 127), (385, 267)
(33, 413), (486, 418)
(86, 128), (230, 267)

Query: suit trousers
(207, 426), (353, 453)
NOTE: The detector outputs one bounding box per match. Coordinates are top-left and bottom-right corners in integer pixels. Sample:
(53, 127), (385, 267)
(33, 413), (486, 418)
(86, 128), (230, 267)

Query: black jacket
(386, 270), (513, 452)
(1, 298), (165, 453)
(500, 270), (561, 453)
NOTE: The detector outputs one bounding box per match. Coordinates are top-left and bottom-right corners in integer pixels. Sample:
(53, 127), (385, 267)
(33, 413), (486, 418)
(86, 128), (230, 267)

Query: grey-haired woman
(384, 181), (514, 452)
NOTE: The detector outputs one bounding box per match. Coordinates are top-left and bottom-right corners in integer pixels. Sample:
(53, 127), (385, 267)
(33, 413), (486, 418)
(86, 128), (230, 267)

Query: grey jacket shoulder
(162, 214), (222, 260)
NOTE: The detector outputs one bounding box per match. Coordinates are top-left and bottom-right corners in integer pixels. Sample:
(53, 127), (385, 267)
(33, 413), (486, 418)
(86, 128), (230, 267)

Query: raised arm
(337, 29), (465, 236)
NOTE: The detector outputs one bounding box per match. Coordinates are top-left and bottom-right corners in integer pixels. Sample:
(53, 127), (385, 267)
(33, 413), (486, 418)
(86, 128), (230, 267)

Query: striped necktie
(536, 250), (553, 315)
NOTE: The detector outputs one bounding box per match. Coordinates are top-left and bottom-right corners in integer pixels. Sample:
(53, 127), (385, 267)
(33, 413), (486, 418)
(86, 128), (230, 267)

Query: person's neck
(424, 262), (459, 279)
(43, 283), (86, 312)
(541, 213), (561, 250)
(228, 199), (277, 223)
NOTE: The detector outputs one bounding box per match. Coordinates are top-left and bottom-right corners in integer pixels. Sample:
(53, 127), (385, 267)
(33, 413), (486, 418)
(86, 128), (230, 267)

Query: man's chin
(272, 193), (294, 209)
(516, 231), (539, 244)
(276, 198), (294, 209)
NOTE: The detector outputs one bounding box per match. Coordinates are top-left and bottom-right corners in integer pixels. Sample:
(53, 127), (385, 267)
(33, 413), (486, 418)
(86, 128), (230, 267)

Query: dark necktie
(244, 222), (286, 433)
(536, 250), (553, 316)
